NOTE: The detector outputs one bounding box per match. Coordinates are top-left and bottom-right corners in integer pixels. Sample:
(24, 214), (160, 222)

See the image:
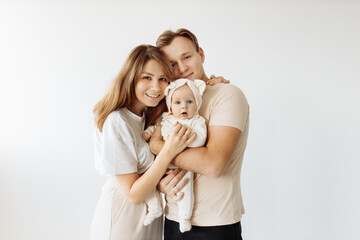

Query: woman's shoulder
(103, 109), (130, 130)
(106, 110), (122, 123)
(107, 108), (129, 122)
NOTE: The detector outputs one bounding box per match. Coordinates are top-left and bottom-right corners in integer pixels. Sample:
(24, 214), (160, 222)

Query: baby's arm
(142, 125), (156, 142)
(143, 115), (164, 142)
(187, 116), (207, 148)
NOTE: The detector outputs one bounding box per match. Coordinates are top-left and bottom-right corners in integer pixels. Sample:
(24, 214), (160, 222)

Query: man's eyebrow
(169, 52), (192, 63)
(181, 52), (191, 56)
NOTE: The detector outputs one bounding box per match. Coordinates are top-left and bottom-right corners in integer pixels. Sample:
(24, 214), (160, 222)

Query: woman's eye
(171, 63), (177, 68)
(143, 76), (151, 80)
(159, 77), (167, 81)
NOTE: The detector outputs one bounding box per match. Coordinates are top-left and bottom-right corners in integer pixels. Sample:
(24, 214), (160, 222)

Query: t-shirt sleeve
(100, 113), (138, 175)
(208, 85), (249, 132)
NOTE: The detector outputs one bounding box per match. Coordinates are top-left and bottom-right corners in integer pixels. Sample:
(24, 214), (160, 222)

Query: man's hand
(206, 75), (230, 86)
(157, 168), (189, 201)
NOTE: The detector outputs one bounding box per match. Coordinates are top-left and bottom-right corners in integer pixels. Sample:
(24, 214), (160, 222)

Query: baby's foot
(179, 219), (192, 233)
(144, 210), (163, 226)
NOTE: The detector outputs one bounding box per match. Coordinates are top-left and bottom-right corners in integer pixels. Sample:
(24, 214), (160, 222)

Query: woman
(91, 45), (196, 240)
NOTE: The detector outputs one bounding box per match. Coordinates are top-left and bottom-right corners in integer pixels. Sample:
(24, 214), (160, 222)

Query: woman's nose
(151, 80), (161, 90)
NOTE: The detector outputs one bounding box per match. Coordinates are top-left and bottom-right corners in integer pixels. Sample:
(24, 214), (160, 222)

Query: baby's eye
(187, 100), (193, 104)
(175, 101), (181, 104)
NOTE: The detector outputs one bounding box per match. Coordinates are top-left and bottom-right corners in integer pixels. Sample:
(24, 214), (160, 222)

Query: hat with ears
(164, 78), (206, 113)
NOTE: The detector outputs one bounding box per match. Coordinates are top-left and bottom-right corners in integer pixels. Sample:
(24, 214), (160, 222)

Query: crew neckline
(124, 107), (145, 122)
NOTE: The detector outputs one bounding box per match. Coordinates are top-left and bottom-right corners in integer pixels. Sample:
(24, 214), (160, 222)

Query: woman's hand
(162, 122), (196, 159)
(206, 75), (230, 86)
(158, 168), (189, 201)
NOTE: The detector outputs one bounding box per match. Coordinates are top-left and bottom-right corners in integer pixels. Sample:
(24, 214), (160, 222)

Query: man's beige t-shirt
(165, 83), (249, 226)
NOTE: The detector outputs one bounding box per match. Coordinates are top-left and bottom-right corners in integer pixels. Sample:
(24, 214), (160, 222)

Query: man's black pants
(164, 218), (243, 240)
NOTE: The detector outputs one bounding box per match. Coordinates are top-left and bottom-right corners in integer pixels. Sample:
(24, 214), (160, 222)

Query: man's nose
(178, 61), (188, 74)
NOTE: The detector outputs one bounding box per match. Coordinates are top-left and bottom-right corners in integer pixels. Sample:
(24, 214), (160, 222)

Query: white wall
(0, 1), (359, 240)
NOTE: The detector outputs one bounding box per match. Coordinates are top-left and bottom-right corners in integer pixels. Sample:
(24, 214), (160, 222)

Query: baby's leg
(177, 171), (194, 232)
(144, 189), (163, 226)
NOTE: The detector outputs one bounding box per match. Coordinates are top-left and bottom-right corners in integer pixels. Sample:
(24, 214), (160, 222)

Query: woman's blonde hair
(156, 28), (200, 52)
(93, 45), (174, 132)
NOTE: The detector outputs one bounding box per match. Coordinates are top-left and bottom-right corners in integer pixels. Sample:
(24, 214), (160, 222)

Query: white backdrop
(1, 1), (359, 240)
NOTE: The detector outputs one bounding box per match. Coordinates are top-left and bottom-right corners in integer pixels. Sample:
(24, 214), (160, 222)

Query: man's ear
(198, 47), (205, 63)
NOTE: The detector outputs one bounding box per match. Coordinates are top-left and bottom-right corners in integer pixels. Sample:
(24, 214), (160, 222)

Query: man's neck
(201, 74), (210, 82)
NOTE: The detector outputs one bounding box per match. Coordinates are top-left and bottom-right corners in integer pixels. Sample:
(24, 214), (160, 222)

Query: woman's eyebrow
(141, 72), (154, 76)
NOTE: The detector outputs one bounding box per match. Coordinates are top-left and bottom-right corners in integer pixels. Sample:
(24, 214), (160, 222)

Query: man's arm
(149, 124), (241, 178)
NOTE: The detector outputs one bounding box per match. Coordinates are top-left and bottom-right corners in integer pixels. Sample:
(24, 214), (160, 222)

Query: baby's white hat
(164, 78), (206, 113)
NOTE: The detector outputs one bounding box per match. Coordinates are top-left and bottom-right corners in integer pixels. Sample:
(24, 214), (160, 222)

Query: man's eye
(185, 55), (191, 60)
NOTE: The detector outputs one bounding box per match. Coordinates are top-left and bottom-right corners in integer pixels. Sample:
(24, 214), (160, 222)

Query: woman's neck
(127, 104), (145, 117)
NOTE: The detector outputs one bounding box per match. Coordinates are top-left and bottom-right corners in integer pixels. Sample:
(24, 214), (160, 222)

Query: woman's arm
(116, 123), (196, 204)
(149, 124), (165, 155)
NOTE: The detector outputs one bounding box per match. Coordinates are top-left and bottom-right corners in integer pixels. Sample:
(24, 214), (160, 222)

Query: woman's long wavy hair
(93, 45), (174, 132)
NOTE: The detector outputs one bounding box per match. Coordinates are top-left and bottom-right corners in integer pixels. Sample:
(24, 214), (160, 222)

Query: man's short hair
(156, 28), (200, 52)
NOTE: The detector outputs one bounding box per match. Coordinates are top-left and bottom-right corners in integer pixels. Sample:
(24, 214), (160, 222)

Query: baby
(143, 79), (207, 232)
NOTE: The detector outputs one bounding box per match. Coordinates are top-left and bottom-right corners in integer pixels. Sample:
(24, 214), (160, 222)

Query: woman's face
(131, 59), (169, 115)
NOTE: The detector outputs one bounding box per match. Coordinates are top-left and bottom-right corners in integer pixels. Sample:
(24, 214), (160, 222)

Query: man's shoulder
(202, 83), (249, 114)
(204, 83), (245, 99)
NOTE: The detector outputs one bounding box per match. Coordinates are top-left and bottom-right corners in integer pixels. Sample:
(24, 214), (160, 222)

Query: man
(149, 28), (249, 240)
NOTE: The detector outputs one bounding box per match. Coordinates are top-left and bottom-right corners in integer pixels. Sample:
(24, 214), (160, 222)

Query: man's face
(161, 36), (206, 81)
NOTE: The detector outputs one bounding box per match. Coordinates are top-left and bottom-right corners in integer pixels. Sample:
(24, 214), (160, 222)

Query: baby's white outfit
(144, 79), (207, 233)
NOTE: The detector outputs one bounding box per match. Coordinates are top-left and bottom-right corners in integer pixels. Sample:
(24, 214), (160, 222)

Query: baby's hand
(142, 132), (152, 142)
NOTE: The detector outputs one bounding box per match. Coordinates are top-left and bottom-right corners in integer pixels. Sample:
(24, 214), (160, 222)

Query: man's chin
(179, 73), (195, 80)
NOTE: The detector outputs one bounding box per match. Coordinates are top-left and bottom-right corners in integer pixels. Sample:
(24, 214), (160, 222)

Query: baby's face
(170, 85), (197, 120)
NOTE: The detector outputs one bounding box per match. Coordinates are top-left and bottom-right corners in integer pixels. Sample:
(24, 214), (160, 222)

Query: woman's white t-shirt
(94, 108), (154, 175)
(91, 108), (162, 240)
